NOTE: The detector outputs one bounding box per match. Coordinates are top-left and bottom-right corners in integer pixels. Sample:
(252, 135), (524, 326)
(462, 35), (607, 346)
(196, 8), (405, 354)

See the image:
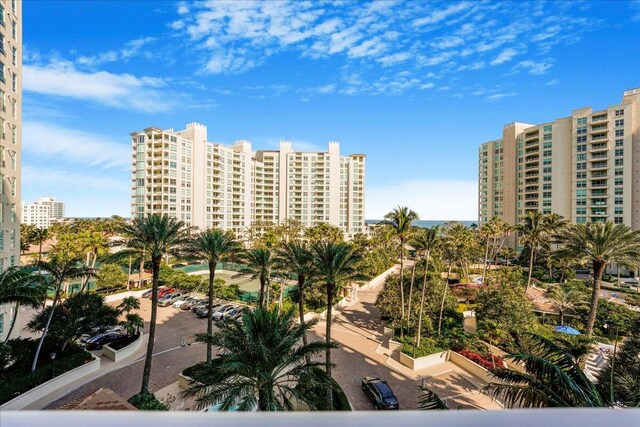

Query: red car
(157, 288), (175, 298)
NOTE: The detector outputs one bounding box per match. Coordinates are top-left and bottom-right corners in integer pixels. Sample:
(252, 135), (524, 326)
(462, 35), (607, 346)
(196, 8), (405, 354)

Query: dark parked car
(85, 332), (128, 351)
(142, 287), (166, 299)
(361, 376), (399, 410)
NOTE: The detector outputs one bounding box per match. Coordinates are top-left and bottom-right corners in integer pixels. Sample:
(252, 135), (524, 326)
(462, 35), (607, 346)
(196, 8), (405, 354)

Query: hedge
(0, 350), (94, 405)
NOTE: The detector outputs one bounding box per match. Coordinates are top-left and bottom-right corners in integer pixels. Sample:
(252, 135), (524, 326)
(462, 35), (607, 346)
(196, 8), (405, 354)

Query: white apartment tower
(479, 89), (640, 239)
(0, 0), (21, 341)
(22, 197), (65, 228)
(131, 123), (366, 238)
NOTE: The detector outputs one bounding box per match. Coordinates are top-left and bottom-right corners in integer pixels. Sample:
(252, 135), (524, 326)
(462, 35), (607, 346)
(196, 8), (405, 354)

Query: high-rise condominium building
(130, 123), (366, 238)
(479, 89), (640, 243)
(22, 197), (66, 228)
(0, 0), (21, 341)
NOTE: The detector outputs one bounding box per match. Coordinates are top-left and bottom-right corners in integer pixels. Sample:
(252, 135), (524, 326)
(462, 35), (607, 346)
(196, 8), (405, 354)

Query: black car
(195, 303), (222, 318)
(361, 376), (399, 410)
(85, 332), (127, 351)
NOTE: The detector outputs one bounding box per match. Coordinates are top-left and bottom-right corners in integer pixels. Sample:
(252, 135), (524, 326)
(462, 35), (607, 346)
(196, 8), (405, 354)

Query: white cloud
(378, 52), (412, 67)
(77, 37), (156, 67)
(413, 2), (473, 27)
(367, 179), (477, 220)
(23, 60), (173, 112)
(486, 92), (518, 101)
(630, 1), (640, 21)
(419, 82), (435, 90)
(430, 35), (465, 49)
(316, 83), (337, 94)
(23, 121), (130, 169)
(490, 47), (520, 65)
(545, 79), (560, 86)
(513, 59), (554, 75)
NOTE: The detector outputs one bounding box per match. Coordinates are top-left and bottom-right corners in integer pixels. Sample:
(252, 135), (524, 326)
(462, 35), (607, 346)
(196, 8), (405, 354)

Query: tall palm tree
(0, 267), (46, 342)
(311, 241), (363, 408)
(413, 226), (440, 348)
(32, 227), (50, 264)
(555, 222), (640, 336)
(383, 206), (419, 337)
(276, 241), (313, 349)
(30, 258), (95, 371)
(484, 333), (603, 407)
(237, 248), (275, 308)
(516, 211), (551, 291)
(182, 306), (333, 411)
(549, 286), (585, 326)
(118, 215), (192, 394)
(479, 221), (496, 281)
(186, 228), (241, 363)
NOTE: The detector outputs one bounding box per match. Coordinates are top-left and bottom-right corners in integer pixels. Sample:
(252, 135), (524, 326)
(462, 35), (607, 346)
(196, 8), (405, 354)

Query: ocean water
(366, 219), (477, 228)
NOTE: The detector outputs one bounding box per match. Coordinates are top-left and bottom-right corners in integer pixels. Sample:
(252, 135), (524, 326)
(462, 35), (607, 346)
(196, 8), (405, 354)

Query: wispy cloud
(77, 37), (157, 67)
(486, 92), (518, 101)
(630, 1), (640, 21)
(490, 47), (521, 65)
(23, 121), (131, 169)
(413, 2), (473, 27)
(513, 59), (554, 75)
(24, 60), (173, 112)
(545, 79), (560, 86)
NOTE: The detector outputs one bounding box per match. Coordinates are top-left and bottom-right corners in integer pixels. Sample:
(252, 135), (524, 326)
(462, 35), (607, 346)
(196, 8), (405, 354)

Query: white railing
(1, 409), (638, 426)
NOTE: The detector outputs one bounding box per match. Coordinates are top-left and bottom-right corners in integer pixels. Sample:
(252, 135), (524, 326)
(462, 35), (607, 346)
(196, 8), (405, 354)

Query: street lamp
(603, 322), (619, 405)
(50, 352), (57, 380)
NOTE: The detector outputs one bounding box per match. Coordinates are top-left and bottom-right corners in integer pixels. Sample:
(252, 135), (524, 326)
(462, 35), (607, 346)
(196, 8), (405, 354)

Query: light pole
(603, 321), (619, 405)
(50, 352), (57, 379)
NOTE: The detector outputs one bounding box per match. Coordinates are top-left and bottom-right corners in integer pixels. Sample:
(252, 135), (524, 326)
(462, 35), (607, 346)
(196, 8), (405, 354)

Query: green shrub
(0, 350), (93, 404)
(398, 336), (446, 358)
(128, 391), (169, 410)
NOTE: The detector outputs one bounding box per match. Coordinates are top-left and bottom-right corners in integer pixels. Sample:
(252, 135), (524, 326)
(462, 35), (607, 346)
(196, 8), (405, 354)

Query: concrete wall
(102, 333), (147, 362)
(448, 351), (494, 384)
(104, 289), (148, 304)
(1, 355), (100, 410)
(398, 350), (449, 371)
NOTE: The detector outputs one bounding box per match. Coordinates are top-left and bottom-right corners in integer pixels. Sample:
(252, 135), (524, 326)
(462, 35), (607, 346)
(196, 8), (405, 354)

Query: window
(0, 5), (4, 26)
(615, 139), (623, 147)
(576, 189), (587, 197)
(576, 217), (586, 224)
(543, 150), (552, 157)
(576, 199), (586, 206)
(543, 141), (552, 149)
(543, 167), (552, 174)
(615, 129), (624, 137)
(615, 119), (624, 127)
(11, 73), (16, 91)
(576, 136), (587, 143)
(577, 126), (587, 134)
(543, 175), (552, 182)
(615, 207), (623, 215)
(576, 153), (587, 161)
(615, 109), (624, 116)
(576, 208), (586, 215)
(11, 46), (16, 66)
(543, 192), (552, 199)
(577, 117), (587, 125)
(0, 61), (4, 82)
(543, 184), (552, 190)
(576, 180), (587, 188)
(615, 178), (623, 186)
(11, 20), (16, 39)
(615, 188), (623, 195)
(576, 171), (586, 179)
(615, 149), (624, 157)
(615, 197), (623, 205)
(543, 133), (552, 140)
(615, 217), (623, 224)
(615, 158), (623, 166)
(0, 312), (3, 335)
(615, 168), (623, 176)
(543, 125), (552, 132)
(576, 162), (587, 170)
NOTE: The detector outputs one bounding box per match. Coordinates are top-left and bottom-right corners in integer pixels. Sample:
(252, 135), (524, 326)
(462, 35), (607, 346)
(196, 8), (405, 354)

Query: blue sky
(22, 0), (640, 220)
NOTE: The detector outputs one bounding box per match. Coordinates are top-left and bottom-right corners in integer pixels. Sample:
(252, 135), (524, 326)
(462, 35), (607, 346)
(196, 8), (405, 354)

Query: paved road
(47, 299), (210, 408)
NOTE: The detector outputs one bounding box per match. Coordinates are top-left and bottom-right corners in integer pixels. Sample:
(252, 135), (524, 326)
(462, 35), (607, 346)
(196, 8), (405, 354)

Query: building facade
(130, 123), (366, 238)
(479, 89), (640, 238)
(21, 197), (65, 228)
(0, 0), (21, 341)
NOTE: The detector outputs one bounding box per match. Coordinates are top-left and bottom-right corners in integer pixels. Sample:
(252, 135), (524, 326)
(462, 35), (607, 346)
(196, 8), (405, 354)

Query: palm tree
(182, 306), (333, 411)
(516, 211), (552, 291)
(118, 215), (192, 394)
(549, 286), (585, 326)
(383, 206), (419, 337)
(237, 248), (275, 308)
(276, 241), (313, 349)
(311, 241), (363, 408)
(186, 228), (241, 363)
(479, 221), (496, 281)
(555, 222), (640, 337)
(413, 226), (440, 348)
(30, 258), (95, 372)
(484, 333), (603, 407)
(0, 267), (46, 342)
(32, 227), (50, 264)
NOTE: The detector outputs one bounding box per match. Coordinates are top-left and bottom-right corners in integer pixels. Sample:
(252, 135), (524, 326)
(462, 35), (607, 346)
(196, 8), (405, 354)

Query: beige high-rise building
(479, 88), (640, 239)
(130, 123), (366, 239)
(0, 0), (21, 341)
(22, 197), (66, 229)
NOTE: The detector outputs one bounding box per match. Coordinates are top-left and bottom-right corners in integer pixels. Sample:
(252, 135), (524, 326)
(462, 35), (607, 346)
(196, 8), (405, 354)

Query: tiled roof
(59, 388), (137, 411)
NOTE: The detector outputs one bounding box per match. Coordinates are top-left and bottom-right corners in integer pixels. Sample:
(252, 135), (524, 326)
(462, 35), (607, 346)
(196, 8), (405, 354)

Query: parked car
(172, 295), (196, 308)
(187, 260), (202, 265)
(158, 288), (176, 298)
(158, 292), (184, 307)
(142, 287), (167, 299)
(361, 376), (399, 410)
(191, 300), (210, 313)
(575, 268), (591, 275)
(181, 298), (207, 310)
(196, 302), (222, 318)
(85, 332), (128, 351)
(80, 326), (124, 343)
(221, 308), (244, 322)
(212, 305), (238, 321)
